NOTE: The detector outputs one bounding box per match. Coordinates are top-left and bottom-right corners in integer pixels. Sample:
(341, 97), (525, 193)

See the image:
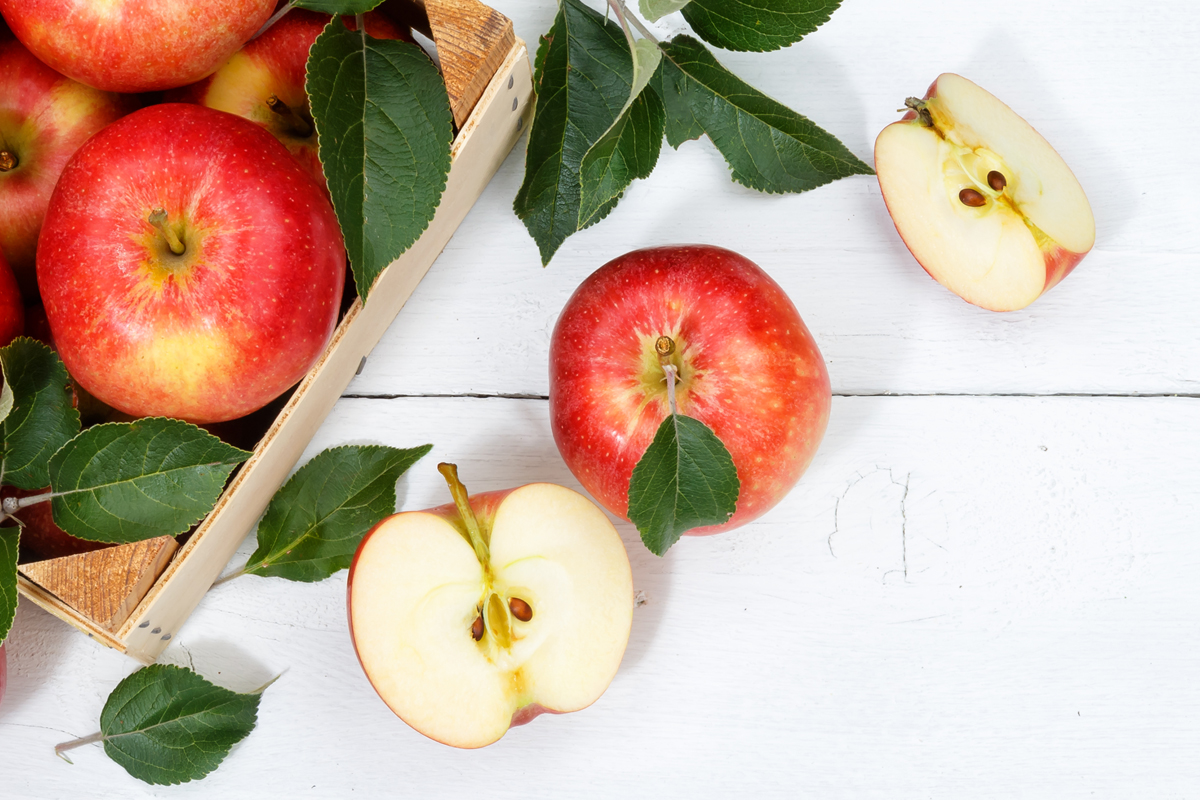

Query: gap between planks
(340, 392), (1200, 400)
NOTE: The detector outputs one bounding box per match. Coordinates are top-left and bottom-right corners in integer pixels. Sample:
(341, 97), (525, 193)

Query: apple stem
(55, 731), (105, 762)
(148, 208), (186, 256)
(265, 96), (314, 138)
(903, 97), (933, 128)
(437, 463), (489, 566)
(250, 0), (295, 41)
(0, 150), (16, 172)
(655, 335), (680, 416)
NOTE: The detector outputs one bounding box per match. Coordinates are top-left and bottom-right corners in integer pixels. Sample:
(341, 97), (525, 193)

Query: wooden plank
(19, 537), (177, 634)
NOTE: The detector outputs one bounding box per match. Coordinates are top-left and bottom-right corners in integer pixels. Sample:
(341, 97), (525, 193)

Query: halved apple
(347, 464), (634, 748)
(875, 73), (1095, 311)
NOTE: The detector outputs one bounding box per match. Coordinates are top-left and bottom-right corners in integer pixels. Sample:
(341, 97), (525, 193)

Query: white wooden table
(3, 1), (1199, 796)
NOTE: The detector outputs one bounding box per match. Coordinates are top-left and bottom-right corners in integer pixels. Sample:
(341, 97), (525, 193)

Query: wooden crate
(15, 0), (533, 664)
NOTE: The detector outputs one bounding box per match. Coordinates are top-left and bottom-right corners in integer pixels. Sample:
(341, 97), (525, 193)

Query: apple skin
(0, 33), (131, 297)
(37, 103), (345, 424)
(550, 245), (831, 535)
(167, 10), (411, 193)
(0, 0), (276, 93)
(0, 249), (23, 347)
(876, 74), (1093, 311)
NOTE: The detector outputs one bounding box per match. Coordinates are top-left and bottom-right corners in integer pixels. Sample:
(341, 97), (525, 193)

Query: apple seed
(509, 597), (533, 622)
(958, 188), (987, 208)
(471, 614), (485, 641)
(987, 170), (1008, 192)
(0, 150), (16, 172)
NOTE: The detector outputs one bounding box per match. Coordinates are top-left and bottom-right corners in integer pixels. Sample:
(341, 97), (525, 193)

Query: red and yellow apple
(550, 245), (831, 535)
(874, 73), (1096, 312)
(348, 465), (633, 748)
(0, 33), (130, 296)
(167, 10), (411, 193)
(37, 103), (345, 424)
(0, 0), (276, 93)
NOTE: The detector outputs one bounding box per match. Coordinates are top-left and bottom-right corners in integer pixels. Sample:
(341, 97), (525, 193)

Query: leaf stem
(250, 0), (295, 41)
(437, 463), (489, 566)
(210, 566), (246, 587)
(606, 0), (638, 58)
(55, 730), (105, 762)
(615, 0), (659, 44)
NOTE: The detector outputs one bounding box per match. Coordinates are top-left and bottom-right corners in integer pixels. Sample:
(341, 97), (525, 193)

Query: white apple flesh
(875, 73), (1095, 311)
(348, 465), (633, 749)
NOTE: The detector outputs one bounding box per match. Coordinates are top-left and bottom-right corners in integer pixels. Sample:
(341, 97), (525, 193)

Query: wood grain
(18, 537), (178, 633)
(424, 0), (516, 128)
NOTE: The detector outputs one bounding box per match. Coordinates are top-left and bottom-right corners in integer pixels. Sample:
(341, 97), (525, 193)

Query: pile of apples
(0, 2), (416, 559)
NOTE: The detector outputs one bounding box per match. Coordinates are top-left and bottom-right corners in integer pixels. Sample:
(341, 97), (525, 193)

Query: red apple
(550, 245), (831, 535)
(0, 33), (131, 296)
(349, 465), (633, 748)
(874, 73), (1096, 312)
(0, 0), (276, 93)
(37, 103), (345, 424)
(0, 249), (22, 346)
(167, 10), (412, 193)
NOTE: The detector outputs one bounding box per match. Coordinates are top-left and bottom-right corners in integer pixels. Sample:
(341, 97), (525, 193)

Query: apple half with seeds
(348, 464), (634, 748)
(875, 73), (1095, 311)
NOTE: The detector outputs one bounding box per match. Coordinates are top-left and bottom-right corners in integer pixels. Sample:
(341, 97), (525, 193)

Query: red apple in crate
(0, 33), (130, 296)
(874, 73), (1095, 312)
(37, 104), (345, 425)
(349, 465), (633, 749)
(167, 10), (411, 193)
(0, 249), (23, 346)
(550, 245), (831, 535)
(0, 0), (276, 93)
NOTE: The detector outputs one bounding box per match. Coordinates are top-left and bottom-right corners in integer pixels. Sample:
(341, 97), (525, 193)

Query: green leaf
(0, 527), (16, 645)
(513, 0), (637, 265)
(48, 419), (251, 544)
(0, 339), (81, 490)
(245, 444), (431, 582)
(307, 20), (453, 299)
(578, 39), (665, 227)
(96, 664), (267, 785)
(0, 370), (13, 427)
(639, 0), (694, 22)
(681, 0), (841, 52)
(655, 35), (873, 192)
(295, 0), (384, 13)
(628, 413), (739, 556)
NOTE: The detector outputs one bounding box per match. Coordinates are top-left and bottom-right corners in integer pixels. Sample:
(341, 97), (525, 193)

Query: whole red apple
(0, 33), (130, 296)
(550, 245), (831, 535)
(0, 249), (23, 346)
(37, 104), (345, 424)
(0, 0), (276, 93)
(348, 465), (633, 748)
(167, 10), (411, 193)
